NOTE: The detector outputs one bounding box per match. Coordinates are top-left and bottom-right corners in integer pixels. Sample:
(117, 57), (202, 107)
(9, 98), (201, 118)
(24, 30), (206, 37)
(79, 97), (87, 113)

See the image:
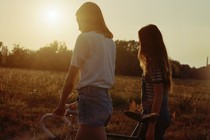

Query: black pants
(139, 112), (171, 140)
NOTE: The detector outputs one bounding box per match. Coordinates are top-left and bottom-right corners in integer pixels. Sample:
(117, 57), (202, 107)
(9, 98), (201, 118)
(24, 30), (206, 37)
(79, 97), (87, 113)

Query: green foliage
(190, 65), (210, 80)
(2, 41), (72, 71)
(6, 44), (33, 68)
(115, 40), (142, 76)
(170, 60), (181, 78)
(0, 40), (209, 79)
(34, 41), (72, 71)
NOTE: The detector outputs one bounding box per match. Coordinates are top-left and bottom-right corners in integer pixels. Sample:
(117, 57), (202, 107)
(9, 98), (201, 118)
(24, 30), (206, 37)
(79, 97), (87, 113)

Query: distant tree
(115, 40), (127, 75)
(1, 45), (9, 66)
(2, 40), (209, 80)
(180, 64), (192, 78)
(55, 42), (73, 71)
(126, 40), (142, 76)
(115, 40), (142, 76)
(0, 42), (2, 65)
(33, 41), (72, 71)
(190, 65), (210, 80)
(170, 60), (181, 78)
(6, 44), (32, 68)
(206, 65), (210, 80)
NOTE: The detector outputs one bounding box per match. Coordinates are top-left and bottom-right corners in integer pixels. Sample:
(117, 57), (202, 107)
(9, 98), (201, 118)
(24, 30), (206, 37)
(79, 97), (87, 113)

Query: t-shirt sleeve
(71, 34), (88, 68)
(150, 68), (164, 83)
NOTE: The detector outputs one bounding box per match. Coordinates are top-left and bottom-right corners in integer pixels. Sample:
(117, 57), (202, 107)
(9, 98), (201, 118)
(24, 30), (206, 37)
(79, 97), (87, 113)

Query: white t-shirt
(71, 31), (116, 89)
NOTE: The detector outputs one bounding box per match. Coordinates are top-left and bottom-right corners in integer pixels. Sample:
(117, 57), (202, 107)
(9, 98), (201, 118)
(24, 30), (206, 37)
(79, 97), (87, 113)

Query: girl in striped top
(138, 24), (173, 140)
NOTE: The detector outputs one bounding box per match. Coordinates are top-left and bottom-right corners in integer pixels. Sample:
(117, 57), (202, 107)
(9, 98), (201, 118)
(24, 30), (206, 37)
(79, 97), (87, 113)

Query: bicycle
(40, 103), (158, 140)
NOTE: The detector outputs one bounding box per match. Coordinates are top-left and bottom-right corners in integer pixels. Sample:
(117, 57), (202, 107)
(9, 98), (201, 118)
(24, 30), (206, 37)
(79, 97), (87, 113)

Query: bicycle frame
(106, 122), (142, 140)
(40, 114), (142, 140)
(40, 107), (158, 140)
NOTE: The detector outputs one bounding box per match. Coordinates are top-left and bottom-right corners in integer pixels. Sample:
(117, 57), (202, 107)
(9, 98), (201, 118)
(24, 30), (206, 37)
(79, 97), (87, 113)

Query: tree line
(0, 40), (209, 80)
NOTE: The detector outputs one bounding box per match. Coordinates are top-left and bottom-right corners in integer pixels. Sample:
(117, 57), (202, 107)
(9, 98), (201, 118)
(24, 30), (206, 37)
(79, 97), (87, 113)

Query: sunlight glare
(47, 9), (59, 23)
(42, 6), (62, 26)
(38, 3), (76, 43)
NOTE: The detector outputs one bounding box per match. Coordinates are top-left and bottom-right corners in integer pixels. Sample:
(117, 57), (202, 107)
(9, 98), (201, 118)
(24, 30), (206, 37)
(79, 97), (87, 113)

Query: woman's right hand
(53, 104), (66, 116)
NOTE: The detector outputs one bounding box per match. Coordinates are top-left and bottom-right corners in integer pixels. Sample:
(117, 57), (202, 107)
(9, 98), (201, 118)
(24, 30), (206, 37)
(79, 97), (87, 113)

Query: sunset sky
(0, 0), (210, 68)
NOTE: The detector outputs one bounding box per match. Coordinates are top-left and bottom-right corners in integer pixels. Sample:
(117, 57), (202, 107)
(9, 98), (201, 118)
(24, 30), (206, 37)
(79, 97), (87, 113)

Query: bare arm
(151, 83), (163, 115)
(146, 83), (163, 140)
(53, 65), (79, 116)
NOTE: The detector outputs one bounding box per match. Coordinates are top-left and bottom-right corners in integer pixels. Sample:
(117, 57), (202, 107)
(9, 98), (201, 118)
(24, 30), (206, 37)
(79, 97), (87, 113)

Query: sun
(46, 9), (60, 24)
(47, 9), (59, 23)
(42, 7), (62, 26)
(39, 3), (74, 33)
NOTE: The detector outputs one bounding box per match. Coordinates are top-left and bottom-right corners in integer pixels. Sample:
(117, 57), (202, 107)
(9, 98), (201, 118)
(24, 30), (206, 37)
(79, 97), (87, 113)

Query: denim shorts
(77, 86), (113, 127)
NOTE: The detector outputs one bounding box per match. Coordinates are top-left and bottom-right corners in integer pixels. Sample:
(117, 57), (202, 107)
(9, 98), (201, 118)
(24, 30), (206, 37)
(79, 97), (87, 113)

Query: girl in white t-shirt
(53, 2), (116, 140)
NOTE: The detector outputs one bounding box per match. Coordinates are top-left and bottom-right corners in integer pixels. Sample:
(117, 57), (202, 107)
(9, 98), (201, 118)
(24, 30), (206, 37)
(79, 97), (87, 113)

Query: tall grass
(0, 68), (209, 139)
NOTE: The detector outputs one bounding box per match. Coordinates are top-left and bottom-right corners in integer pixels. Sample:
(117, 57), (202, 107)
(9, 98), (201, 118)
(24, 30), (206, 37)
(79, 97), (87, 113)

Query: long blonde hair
(76, 2), (113, 38)
(138, 24), (172, 91)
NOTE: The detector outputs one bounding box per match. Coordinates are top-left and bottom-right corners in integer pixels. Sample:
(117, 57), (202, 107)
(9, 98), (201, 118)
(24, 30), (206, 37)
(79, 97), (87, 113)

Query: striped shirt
(142, 68), (164, 102)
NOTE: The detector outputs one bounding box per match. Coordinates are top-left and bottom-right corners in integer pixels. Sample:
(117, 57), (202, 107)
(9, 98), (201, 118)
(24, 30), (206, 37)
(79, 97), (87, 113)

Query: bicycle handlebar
(40, 113), (72, 139)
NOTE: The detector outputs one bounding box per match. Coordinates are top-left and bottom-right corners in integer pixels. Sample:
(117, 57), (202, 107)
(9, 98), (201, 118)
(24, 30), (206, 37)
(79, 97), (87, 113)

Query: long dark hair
(76, 2), (113, 38)
(138, 24), (172, 92)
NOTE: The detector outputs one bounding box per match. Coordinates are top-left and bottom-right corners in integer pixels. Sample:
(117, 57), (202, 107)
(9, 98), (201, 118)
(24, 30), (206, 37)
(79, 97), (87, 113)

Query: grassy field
(0, 68), (210, 140)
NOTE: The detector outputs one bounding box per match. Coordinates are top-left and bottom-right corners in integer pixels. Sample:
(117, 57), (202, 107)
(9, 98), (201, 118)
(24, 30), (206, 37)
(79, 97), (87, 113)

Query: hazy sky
(0, 0), (210, 68)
